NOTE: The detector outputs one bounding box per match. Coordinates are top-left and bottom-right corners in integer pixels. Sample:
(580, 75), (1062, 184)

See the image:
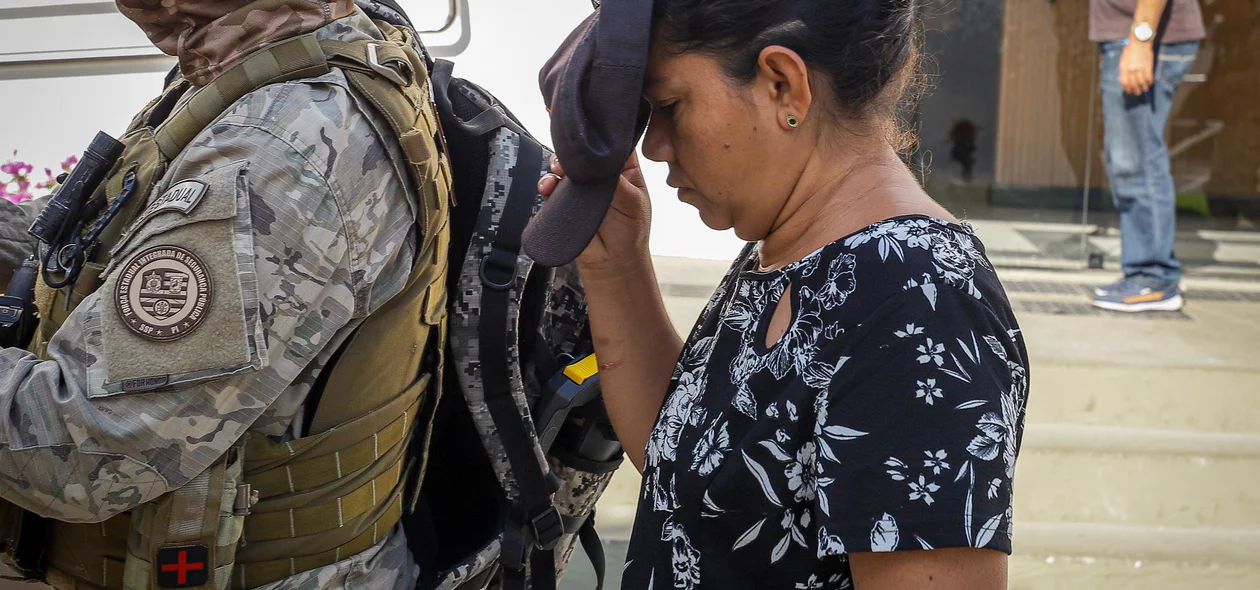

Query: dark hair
(653, 0), (923, 146)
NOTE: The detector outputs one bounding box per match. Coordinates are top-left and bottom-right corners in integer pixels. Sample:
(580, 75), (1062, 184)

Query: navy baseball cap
(523, 0), (654, 267)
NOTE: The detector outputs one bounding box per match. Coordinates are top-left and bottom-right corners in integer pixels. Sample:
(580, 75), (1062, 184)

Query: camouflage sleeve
(0, 196), (46, 286)
(0, 72), (414, 523)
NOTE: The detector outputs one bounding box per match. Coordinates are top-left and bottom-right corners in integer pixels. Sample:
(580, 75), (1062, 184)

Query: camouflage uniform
(0, 7), (423, 589)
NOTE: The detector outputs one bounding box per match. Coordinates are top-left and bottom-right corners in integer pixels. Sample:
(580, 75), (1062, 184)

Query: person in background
(540, 0), (1028, 587)
(1090, 0), (1204, 312)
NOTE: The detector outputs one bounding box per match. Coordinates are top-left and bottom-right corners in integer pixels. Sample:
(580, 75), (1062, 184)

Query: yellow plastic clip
(563, 354), (599, 385)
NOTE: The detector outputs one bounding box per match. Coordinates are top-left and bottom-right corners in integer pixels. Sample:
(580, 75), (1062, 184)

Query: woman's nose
(641, 116), (673, 164)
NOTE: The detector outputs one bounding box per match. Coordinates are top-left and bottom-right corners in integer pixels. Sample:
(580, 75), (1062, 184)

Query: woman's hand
(537, 152), (653, 276)
(538, 151), (679, 471)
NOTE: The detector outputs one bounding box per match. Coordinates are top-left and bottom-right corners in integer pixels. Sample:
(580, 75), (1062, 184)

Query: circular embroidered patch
(115, 245), (213, 342)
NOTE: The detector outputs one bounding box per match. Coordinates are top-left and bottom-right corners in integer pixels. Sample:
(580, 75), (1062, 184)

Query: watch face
(1134, 23), (1154, 41)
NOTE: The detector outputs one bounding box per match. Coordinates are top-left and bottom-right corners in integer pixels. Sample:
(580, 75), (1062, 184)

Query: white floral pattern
(691, 418), (732, 477)
(624, 217), (1027, 589)
(915, 378), (944, 405)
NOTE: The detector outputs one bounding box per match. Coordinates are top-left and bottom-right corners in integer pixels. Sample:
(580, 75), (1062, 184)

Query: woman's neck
(755, 140), (954, 271)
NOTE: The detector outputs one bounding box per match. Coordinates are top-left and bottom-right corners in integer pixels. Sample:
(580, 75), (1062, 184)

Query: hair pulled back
(653, 0), (923, 147)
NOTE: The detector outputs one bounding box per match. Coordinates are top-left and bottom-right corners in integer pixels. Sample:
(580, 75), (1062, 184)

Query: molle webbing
(121, 448), (247, 590)
(231, 383), (425, 587)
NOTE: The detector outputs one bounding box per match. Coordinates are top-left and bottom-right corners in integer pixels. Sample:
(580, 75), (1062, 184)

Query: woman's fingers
(621, 152), (647, 191)
(540, 155), (565, 198)
(538, 172), (561, 197)
(541, 153), (648, 197)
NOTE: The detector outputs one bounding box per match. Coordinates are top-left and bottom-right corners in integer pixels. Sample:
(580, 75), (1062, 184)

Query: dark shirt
(623, 216), (1030, 589)
(1090, 0), (1206, 44)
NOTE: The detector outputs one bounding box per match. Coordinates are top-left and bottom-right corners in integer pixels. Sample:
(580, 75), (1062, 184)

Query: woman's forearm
(581, 256), (683, 471)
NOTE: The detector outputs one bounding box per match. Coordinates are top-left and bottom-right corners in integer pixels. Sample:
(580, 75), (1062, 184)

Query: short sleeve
(812, 284), (1028, 557)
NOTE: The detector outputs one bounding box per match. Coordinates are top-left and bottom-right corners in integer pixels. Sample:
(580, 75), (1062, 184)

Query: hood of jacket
(116, 0), (355, 85)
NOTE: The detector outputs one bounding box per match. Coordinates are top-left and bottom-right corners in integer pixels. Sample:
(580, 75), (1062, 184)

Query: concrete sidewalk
(561, 255), (1260, 589)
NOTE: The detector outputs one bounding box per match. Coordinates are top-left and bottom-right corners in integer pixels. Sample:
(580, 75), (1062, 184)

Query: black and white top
(623, 216), (1029, 590)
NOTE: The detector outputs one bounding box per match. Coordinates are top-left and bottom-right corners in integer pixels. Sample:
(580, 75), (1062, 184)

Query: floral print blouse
(622, 216), (1030, 589)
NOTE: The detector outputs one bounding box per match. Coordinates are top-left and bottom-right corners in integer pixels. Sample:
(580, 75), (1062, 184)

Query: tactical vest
(0, 20), (451, 590)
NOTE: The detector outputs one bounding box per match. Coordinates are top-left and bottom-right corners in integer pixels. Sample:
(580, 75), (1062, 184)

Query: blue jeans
(1099, 40), (1198, 288)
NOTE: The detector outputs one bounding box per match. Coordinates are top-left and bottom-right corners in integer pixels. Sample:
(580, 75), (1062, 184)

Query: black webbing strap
(529, 546), (556, 590)
(373, 0), (412, 23)
(578, 513), (607, 590)
(477, 137), (560, 590)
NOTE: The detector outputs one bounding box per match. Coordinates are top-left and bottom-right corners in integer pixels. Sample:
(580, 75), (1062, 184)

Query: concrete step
(1007, 297), (1260, 373)
(1013, 521), (1260, 565)
(1026, 362), (1260, 434)
(1009, 553), (1260, 590)
(1014, 444), (1260, 529)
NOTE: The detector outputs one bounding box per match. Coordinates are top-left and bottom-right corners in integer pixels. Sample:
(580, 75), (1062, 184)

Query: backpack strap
(154, 34), (330, 160)
(314, 23), (453, 249)
(430, 59), (532, 140)
(474, 137), (563, 590)
(578, 515), (607, 590)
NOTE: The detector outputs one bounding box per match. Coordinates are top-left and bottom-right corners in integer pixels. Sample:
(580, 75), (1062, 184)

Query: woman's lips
(667, 177), (695, 201)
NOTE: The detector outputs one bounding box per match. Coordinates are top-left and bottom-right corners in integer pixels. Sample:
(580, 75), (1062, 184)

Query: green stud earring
(786, 115), (801, 128)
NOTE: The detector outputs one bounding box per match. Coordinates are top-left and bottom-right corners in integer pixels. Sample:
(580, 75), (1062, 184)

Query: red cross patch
(156, 545), (209, 588)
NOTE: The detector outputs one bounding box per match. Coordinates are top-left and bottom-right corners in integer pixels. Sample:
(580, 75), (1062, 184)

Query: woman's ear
(757, 45), (814, 130)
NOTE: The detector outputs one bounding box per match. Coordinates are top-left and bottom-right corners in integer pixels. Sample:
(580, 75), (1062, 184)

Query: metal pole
(1080, 45), (1099, 266)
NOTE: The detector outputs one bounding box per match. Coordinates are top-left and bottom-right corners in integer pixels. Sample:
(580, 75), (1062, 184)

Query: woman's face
(641, 43), (812, 242)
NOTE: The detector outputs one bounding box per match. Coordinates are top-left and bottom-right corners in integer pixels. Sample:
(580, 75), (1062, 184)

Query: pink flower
(1, 158), (32, 179)
(0, 152), (76, 203)
(34, 168), (57, 190)
(1, 185), (25, 205)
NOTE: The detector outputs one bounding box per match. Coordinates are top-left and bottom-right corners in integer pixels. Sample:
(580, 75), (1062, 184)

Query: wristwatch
(1133, 21), (1155, 42)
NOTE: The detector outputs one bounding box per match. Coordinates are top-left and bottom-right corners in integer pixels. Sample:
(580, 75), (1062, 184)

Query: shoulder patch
(140, 180), (207, 223)
(115, 245), (213, 342)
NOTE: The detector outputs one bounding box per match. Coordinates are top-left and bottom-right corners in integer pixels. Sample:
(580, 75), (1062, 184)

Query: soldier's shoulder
(212, 68), (410, 204)
(221, 69), (357, 130)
